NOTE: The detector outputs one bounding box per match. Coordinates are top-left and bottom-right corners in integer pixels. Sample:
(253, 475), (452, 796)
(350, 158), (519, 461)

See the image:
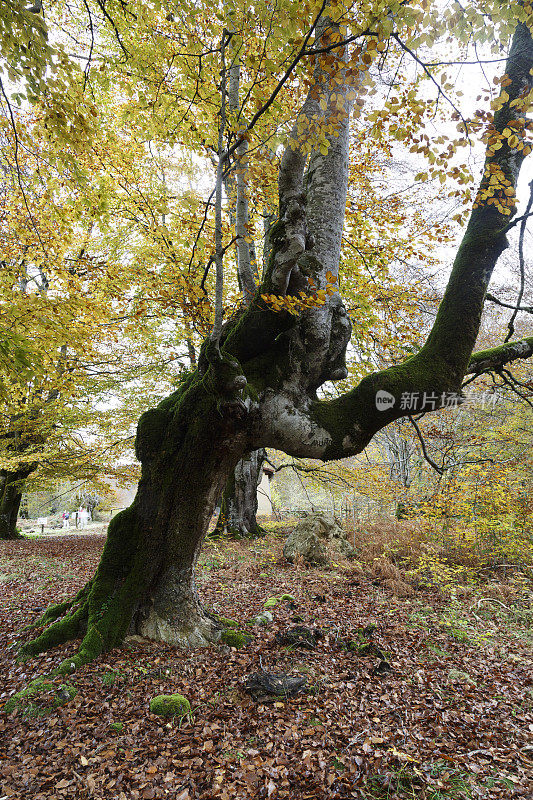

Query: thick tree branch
(254, 21), (533, 462)
(466, 336), (533, 375)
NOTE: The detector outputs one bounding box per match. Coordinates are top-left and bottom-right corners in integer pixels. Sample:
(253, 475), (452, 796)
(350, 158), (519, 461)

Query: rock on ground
(283, 512), (356, 566)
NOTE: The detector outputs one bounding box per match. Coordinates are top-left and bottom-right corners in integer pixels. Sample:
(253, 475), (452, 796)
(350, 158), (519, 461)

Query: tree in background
(0, 108), (201, 537)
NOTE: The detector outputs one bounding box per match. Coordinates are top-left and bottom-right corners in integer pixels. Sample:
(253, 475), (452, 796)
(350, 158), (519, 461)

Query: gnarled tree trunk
(213, 449), (267, 538)
(21, 358), (254, 665)
(19, 18), (533, 677)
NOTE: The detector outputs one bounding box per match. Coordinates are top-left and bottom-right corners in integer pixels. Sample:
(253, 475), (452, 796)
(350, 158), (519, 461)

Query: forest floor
(0, 529), (532, 800)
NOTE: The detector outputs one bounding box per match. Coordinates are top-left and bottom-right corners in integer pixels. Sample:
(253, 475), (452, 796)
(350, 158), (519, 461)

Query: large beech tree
(9, 2), (533, 673)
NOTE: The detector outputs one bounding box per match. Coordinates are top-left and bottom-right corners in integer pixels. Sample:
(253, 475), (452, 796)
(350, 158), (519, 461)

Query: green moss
(279, 594), (295, 602)
(135, 407), (170, 461)
(109, 721), (124, 733)
(21, 497), (149, 669)
(56, 654), (85, 675)
(206, 609), (239, 628)
(242, 384), (259, 402)
(469, 336), (533, 373)
(4, 678), (77, 715)
(25, 596), (75, 631)
(220, 629), (250, 648)
(58, 683), (77, 703)
(311, 346), (463, 460)
(346, 639), (385, 659)
(347, 640), (370, 655)
(222, 297), (295, 367)
(216, 616), (239, 628)
(19, 603), (89, 659)
(264, 597), (278, 609)
(203, 347), (245, 400)
(149, 693), (191, 718)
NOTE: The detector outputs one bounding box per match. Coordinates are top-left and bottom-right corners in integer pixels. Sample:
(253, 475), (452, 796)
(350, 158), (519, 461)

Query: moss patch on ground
(149, 693), (191, 718)
(220, 629), (251, 648)
(4, 679), (77, 717)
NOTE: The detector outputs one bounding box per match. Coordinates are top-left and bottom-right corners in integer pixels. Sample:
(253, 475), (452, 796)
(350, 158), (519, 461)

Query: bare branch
(224, 0), (329, 164)
(505, 179), (533, 342)
(485, 293), (533, 313)
(408, 416), (444, 475)
(391, 33), (471, 142)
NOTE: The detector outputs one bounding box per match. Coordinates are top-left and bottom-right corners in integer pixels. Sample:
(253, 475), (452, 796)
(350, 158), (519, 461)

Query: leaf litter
(0, 532), (532, 799)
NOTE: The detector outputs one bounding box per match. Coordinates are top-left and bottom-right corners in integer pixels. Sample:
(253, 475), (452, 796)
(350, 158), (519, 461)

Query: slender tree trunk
(0, 469), (32, 539)
(213, 448), (266, 538)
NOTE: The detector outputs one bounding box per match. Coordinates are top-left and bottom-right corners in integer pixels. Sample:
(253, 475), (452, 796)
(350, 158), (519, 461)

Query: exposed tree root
(138, 606), (222, 648)
(15, 503), (147, 680)
(25, 581), (93, 631)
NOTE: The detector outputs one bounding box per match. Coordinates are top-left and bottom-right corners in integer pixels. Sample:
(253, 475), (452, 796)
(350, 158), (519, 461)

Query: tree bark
(19, 18), (533, 674)
(21, 356), (253, 666)
(213, 449), (267, 538)
(219, 37), (270, 541)
(0, 468), (33, 539)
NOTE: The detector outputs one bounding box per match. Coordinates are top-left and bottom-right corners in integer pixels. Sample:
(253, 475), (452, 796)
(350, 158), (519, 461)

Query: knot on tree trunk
(135, 407), (171, 462)
(202, 342), (248, 418)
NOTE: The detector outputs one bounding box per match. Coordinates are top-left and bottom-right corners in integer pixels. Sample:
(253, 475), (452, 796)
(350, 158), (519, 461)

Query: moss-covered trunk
(0, 469), (31, 540)
(213, 449), (266, 538)
(20, 359), (252, 667)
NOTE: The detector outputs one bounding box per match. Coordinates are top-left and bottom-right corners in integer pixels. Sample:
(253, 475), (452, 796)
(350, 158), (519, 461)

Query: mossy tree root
(18, 502), (147, 672)
(20, 605), (89, 660)
(25, 581), (93, 631)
